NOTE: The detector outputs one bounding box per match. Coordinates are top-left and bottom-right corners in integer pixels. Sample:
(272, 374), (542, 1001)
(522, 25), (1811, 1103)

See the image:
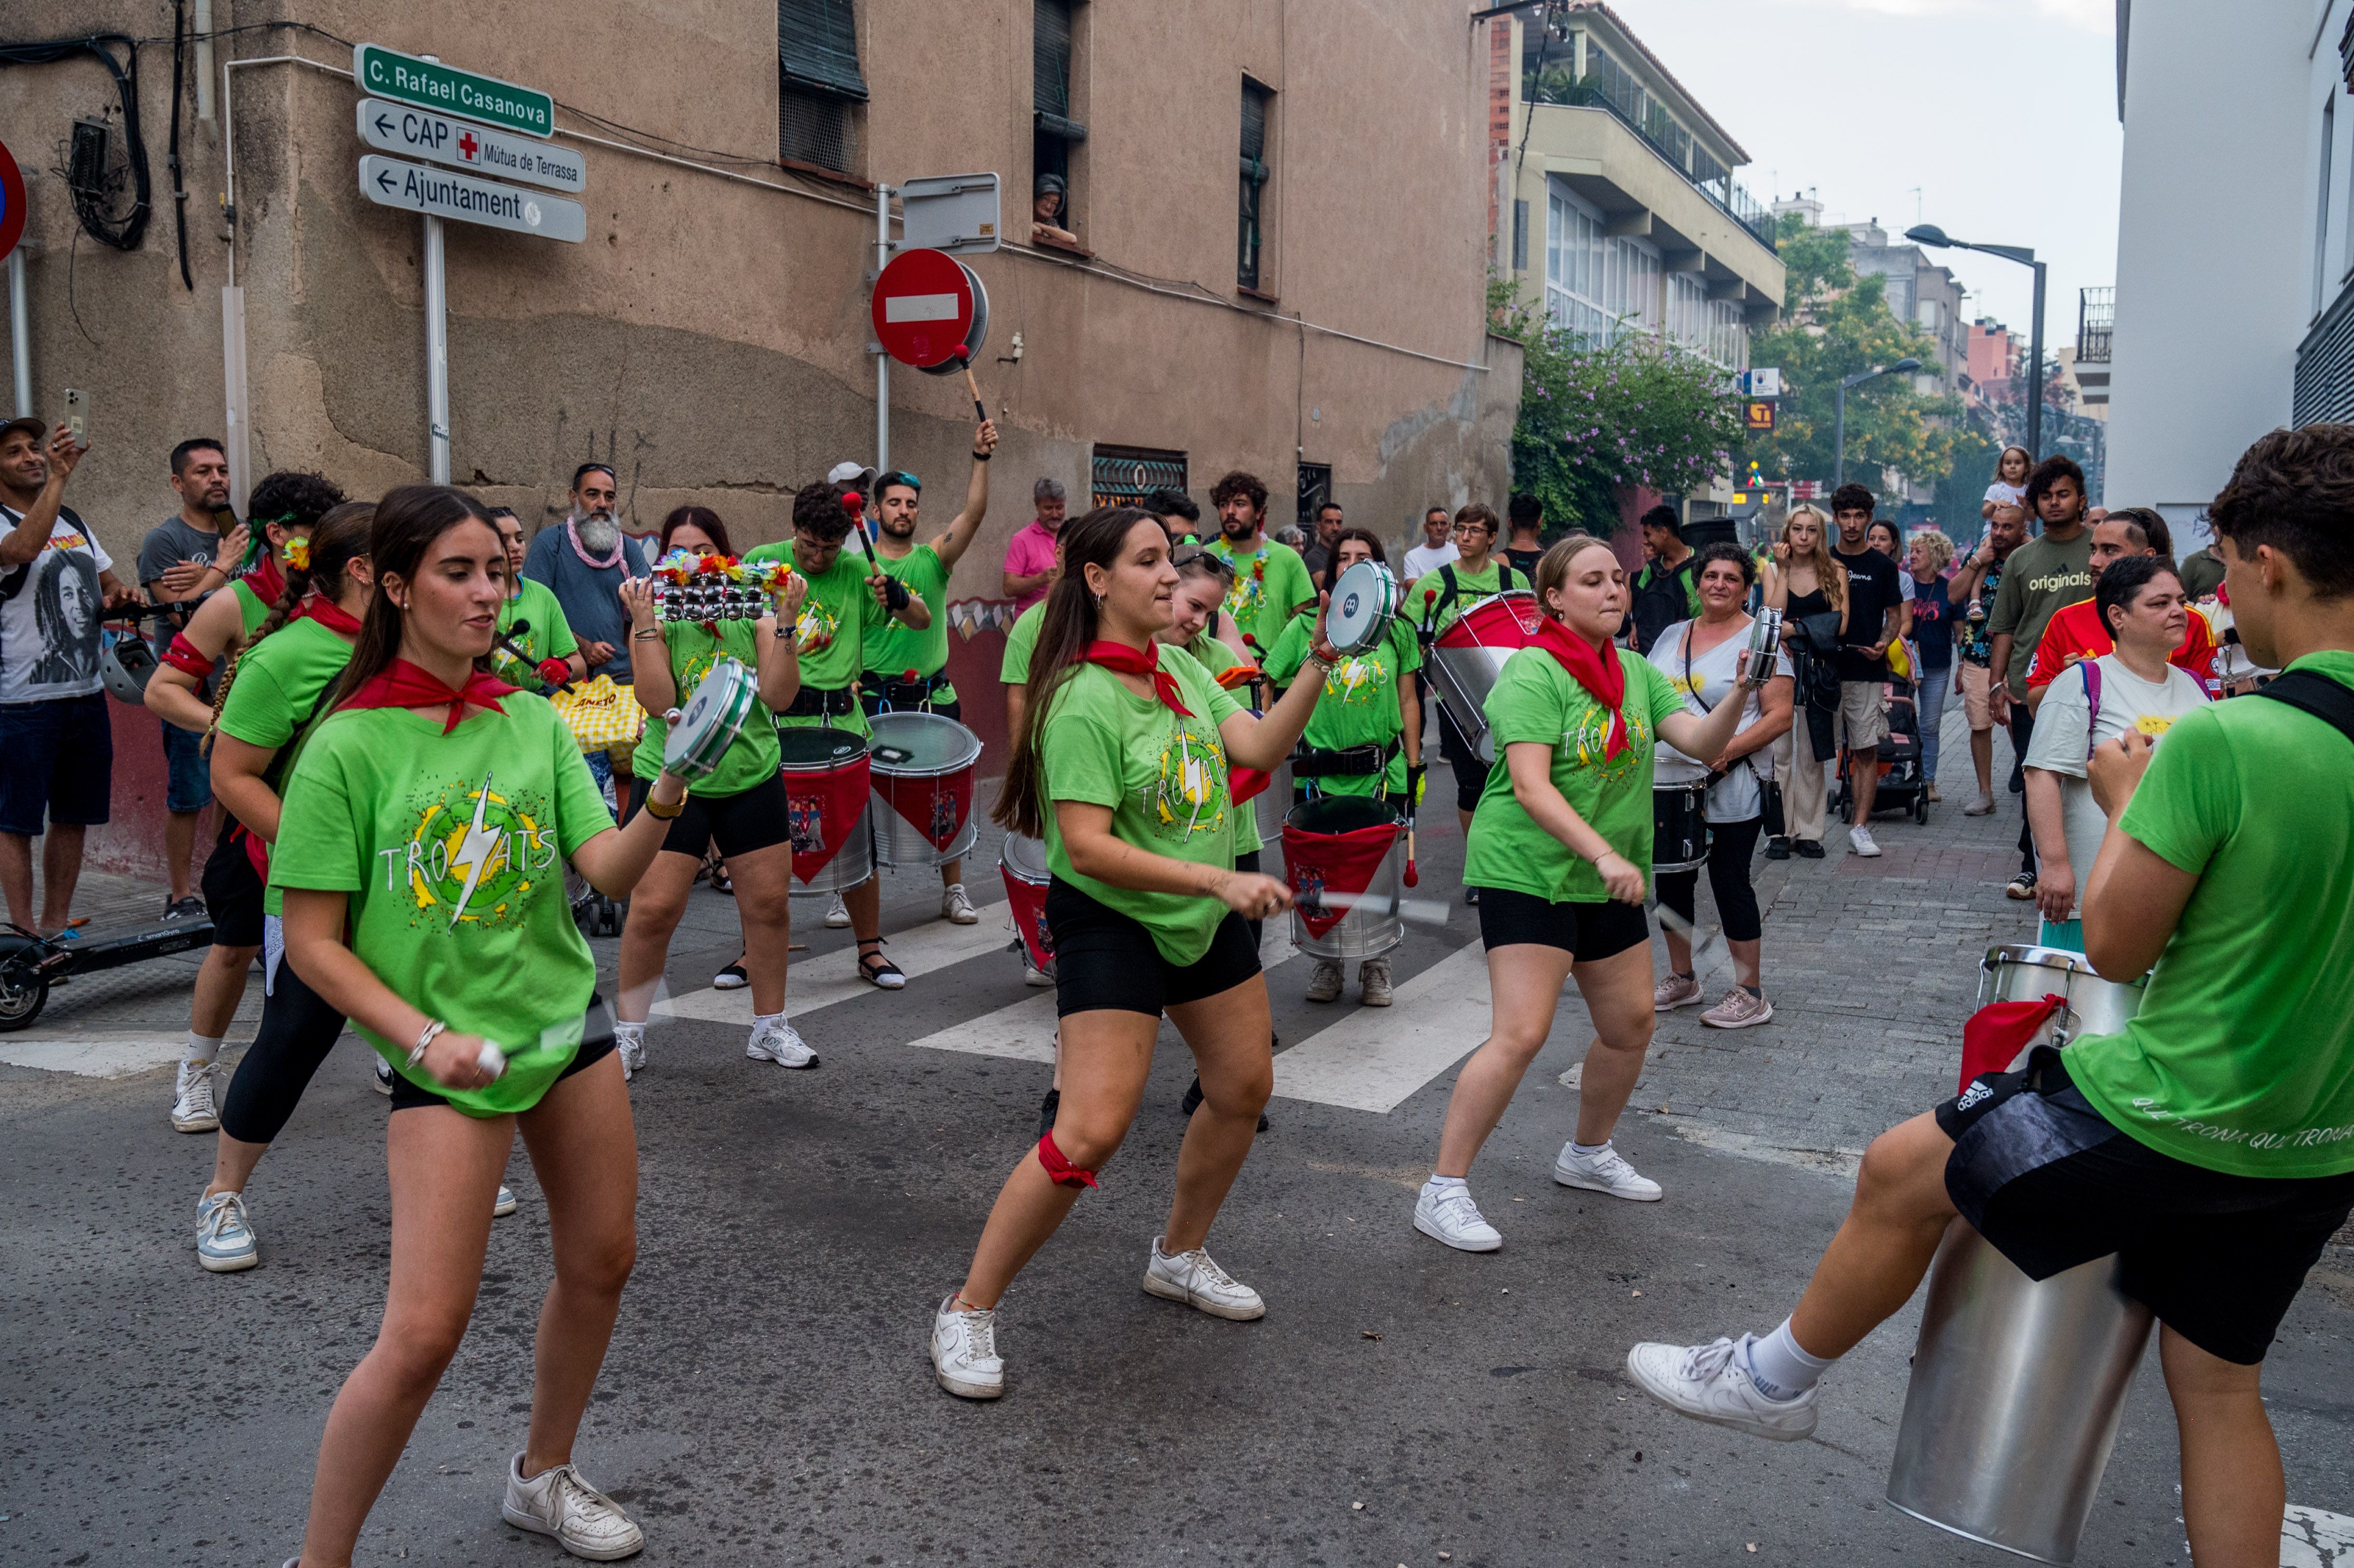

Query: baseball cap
(1, 415), (49, 446)
(826, 461), (867, 486)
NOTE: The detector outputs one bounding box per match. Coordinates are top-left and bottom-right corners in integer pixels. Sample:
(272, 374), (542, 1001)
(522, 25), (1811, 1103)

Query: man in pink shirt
(1000, 477), (1067, 610)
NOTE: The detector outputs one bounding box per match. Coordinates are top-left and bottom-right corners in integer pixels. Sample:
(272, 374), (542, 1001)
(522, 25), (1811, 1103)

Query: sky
(1613, 0), (2122, 355)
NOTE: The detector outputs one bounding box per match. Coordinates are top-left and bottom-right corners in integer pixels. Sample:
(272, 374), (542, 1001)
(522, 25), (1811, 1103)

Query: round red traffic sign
(0, 137), (26, 265)
(871, 247), (975, 370)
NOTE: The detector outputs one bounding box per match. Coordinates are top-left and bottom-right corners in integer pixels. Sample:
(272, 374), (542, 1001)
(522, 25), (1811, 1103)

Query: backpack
(1628, 556), (1696, 654)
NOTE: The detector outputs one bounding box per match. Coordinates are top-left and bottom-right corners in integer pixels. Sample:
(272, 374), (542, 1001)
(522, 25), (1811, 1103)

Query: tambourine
(1325, 559), (1400, 656)
(662, 656), (757, 780)
(649, 550), (788, 623)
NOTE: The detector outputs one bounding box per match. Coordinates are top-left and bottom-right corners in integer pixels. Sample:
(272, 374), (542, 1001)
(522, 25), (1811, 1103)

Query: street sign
(1792, 480), (1822, 500)
(352, 43), (554, 140)
(357, 155), (585, 242)
(1740, 368), (1783, 398)
(900, 173), (1001, 255)
(1744, 400), (1777, 432)
(357, 99), (585, 193)
(0, 136), (24, 264)
(871, 247), (978, 368)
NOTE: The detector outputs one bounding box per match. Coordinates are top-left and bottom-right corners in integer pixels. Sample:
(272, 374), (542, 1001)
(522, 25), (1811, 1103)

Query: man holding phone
(0, 416), (137, 938)
(138, 437), (249, 920)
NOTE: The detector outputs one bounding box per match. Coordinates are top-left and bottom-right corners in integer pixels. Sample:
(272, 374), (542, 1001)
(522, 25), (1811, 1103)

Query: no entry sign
(0, 137), (27, 264)
(871, 247), (978, 370)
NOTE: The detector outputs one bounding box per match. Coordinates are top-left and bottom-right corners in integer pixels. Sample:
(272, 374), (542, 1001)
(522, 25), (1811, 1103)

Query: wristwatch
(643, 789), (686, 820)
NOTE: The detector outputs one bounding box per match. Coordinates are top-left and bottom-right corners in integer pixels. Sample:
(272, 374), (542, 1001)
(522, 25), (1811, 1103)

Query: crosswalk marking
(1271, 942), (1489, 1113)
(652, 902), (1019, 1025)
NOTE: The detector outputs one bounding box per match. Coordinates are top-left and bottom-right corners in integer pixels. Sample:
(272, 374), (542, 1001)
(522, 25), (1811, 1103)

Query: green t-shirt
(1407, 557), (1524, 641)
(216, 617), (356, 914)
(231, 578), (273, 637)
(1208, 536), (1316, 661)
(1000, 600), (1047, 685)
(1039, 645), (1249, 964)
(1987, 529), (2095, 696)
(1263, 609), (1420, 797)
(742, 540), (891, 736)
(270, 694), (614, 1117)
(629, 617), (783, 798)
(1175, 629), (1261, 856)
(2064, 654), (2354, 1178)
(867, 542), (956, 702)
(494, 578), (580, 686)
(1462, 647), (1687, 903)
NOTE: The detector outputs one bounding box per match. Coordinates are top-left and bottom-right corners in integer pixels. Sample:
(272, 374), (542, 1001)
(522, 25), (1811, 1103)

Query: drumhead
(868, 710), (982, 776)
(1434, 590), (1542, 649)
(777, 727), (869, 769)
(665, 657), (755, 777)
(1000, 831), (1052, 884)
(1284, 793), (1401, 836)
(1325, 560), (1399, 655)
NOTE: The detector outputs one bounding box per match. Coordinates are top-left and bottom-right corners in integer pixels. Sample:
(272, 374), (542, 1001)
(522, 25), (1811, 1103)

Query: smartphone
(60, 389), (89, 450)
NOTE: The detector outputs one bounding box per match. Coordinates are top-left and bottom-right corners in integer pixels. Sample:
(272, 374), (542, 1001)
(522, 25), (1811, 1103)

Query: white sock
(1744, 1317), (1834, 1401)
(1570, 1140), (1609, 1158)
(614, 1019), (645, 1037)
(751, 1011), (782, 1031)
(185, 1031), (224, 1066)
(1423, 1173), (1467, 1193)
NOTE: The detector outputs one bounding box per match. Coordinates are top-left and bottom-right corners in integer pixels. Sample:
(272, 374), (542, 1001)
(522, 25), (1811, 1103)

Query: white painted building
(2104, 0), (2343, 540)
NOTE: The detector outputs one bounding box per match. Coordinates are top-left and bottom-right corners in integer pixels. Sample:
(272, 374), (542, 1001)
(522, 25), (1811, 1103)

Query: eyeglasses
(1170, 544), (1234, 579)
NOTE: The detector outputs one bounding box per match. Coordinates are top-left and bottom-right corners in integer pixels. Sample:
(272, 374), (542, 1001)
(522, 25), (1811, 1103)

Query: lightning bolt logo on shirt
(447, 772), (500, 928)
(380, 775), (560, 931)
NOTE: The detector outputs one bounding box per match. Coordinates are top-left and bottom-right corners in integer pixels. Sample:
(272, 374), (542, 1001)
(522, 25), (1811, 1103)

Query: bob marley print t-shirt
(1038, 643), (1248, 965)
(270, 691), (614, 1115)
(0, 504), (112, 703)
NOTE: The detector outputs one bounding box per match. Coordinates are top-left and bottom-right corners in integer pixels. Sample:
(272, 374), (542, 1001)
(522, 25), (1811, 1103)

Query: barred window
(778, 0), (865, 173)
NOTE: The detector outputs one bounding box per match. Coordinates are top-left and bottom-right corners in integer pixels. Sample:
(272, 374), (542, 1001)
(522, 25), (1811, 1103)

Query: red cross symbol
(457, 130), (478, 162)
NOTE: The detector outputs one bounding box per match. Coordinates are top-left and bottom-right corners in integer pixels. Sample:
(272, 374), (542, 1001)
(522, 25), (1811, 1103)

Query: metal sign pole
(874, 181), (891, 473)
(7, 249), (28, 417)
(423, 212), (450, 482)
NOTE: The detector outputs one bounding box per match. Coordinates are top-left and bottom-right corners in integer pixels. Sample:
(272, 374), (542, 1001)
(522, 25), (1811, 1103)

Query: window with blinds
(1239, 79), (1273, 291)
(1034, 0), (1086, 230)
(778, 0), (865, 172)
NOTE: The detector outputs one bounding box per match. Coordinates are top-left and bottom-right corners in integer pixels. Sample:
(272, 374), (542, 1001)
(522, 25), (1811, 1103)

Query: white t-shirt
(2020, 652), (2209, 915)
(1647, 617), (1794, 822)
(0, 504), (113, 704)
(1984, 480), (2025, 509)
(1401, 540), (1459, 581)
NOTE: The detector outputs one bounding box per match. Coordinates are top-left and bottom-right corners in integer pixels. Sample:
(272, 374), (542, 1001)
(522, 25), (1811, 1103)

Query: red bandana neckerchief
(242, 552), (287, 608)
(341, 658), (520, 735)
(293, 595), (364, 636)
(565, 515), (626, 571)
(1531, 617), (1631, 761)
(1084, 640), (1192, 717)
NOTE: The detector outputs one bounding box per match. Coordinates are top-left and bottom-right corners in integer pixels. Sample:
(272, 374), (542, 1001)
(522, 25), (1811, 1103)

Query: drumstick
(1404, 822), (1418, 887)
(494, 619), (571, 691)
(1298, 890), (1451, 926)
(954, 344), (988, 422)
(1647, 896), (1729, 976)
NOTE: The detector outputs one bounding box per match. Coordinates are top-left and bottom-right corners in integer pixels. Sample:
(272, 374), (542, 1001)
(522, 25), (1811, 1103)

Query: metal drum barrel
(777, 727), (874, 898)
(1978, 945), (2149, 1062)
(1651, 781), (1709, 873)
(1251, 755), (1293, 848)
(867, 710), (982, 869)
(1427, 591), (1544, 764)
(1280, 794), (1405, 960)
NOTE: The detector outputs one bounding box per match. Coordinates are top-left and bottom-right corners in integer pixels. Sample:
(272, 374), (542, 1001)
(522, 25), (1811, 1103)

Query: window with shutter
(1034, 0), (1086, 233)
(1238, 79), (1272, 291)
(778, 0), (864, 172)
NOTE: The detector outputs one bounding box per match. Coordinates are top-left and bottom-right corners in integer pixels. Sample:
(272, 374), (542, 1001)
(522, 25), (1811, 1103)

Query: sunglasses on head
(1170, 544), (1234, 579)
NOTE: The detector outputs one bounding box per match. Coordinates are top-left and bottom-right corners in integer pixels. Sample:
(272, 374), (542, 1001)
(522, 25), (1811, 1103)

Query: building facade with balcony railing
(2074, 285), (2112, 408)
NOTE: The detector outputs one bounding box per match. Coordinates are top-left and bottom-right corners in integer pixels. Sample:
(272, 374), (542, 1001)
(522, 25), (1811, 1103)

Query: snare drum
(1427, 591), (1545, 763)
(1977, 944), (2149, 1067)
(1652, 780), (1709, 873)
(1280, 794), (1405, 960)
(1325, 559), (1400, 656)
(999, 832), (1055, 973)
(777, 727), (874, 897)
(660, 656), (756, 781)
(868, 710), (982, 868)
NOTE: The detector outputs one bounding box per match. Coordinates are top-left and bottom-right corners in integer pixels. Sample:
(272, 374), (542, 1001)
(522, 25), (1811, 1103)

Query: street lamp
(1907, 223), (2046, 463)
(1833, 358), (1922, 488)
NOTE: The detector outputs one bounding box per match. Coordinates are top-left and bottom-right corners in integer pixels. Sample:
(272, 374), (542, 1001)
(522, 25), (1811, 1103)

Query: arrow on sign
(374, 166), (398, 197)
(373, 111), (395, 138)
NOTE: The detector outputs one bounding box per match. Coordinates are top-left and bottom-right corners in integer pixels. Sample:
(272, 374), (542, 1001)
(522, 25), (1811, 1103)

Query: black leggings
(218, 951), (351, 1146)
(1655, 815), (1763, 945)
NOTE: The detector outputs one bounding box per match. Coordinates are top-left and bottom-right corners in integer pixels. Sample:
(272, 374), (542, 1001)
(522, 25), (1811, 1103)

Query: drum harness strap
(782, 682), (858, 720)
(865, 668), (953, 711)
(1291, 737), (1403, 779)
(1681, 623), (1758, 795)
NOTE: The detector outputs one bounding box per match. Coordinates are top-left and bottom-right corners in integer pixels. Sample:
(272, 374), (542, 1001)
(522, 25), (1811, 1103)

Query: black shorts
(0, 691), (112, 836)
(1045, 876), (1261, 1018)
(1474, 885), (1650, 961)
(1435, 700), (1487, 813)
(624, 770), (789, 859)
(201, 821), (266, 949)
(1937, 1048), (2354, 1365)
(390, 996), (620, 1113)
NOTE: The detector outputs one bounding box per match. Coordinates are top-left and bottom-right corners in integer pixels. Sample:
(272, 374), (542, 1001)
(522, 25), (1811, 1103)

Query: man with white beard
(521, 462), (650, 799)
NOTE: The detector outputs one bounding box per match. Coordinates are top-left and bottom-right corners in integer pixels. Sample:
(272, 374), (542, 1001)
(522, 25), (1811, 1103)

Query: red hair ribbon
(1084, 641), (1193, 717)
(1036, 1130), (1097, 1190)
(1530, 617), (1630, 760)
(341, 658), (520, 735)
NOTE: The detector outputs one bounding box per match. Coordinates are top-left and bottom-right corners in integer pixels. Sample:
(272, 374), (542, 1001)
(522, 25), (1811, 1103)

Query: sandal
(856, 938), (906, 990)
(703, 848), (733, 895)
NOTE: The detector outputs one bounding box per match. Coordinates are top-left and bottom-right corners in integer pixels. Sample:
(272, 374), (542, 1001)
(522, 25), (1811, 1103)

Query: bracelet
(973, 451), (992, 462)
(406, 1019), (446, 1070)
(631, 627), (663, 642)
(643, 789), (686, 820)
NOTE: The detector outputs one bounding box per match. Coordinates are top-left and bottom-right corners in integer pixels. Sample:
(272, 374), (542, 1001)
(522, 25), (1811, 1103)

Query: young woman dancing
(930, 505), (1330, 1400)
(1411, 534), (1763, 1252)
(272, 486), (697, 1564)
(610, 505), (806, 1076)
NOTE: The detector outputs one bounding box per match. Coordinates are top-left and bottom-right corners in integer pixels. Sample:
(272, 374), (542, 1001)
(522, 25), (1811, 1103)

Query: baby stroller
(1835, 665), (1930, 826)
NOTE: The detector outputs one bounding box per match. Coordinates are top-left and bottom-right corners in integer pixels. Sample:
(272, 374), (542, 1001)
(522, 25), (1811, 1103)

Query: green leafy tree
(1746, 213), (1964, 496)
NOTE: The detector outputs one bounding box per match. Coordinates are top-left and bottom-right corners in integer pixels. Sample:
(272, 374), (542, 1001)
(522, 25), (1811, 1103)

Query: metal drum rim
(867, 710), (983, 779)
(1000, 832), (1052, 883)
(777, 729), (870, 769)
(1325, 560), (1400, 656)
(1980, 944), (2145, 986)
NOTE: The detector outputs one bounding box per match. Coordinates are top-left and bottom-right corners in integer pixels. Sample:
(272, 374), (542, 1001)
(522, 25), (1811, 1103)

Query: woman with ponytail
(271, 485), (695, 1566)
(1408, 534), (1763, 1256)
(930, 505), (1332, 1402)
(190, 501), (394, 1276)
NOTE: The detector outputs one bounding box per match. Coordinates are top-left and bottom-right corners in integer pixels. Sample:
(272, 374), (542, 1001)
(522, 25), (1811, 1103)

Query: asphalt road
(7, 709), (2354, 1566)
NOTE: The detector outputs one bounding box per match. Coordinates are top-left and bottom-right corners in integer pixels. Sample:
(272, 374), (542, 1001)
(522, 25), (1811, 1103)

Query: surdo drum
(660, 656), (756, 781)
(777, 727), (874, 897)
(867, 711), (982, 868)
(1650, 780), (1709, 873)
(1426, 591), (1545, 764)
(998, 832), (1054, 976)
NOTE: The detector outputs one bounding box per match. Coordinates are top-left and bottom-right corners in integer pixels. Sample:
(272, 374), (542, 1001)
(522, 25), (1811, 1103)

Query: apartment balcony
(1527, 80), (1777, 251)
(2076, 285), (2114, 368)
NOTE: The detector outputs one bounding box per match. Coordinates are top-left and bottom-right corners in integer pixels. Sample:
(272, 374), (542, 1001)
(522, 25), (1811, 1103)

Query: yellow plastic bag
(548, 674), (643, 753)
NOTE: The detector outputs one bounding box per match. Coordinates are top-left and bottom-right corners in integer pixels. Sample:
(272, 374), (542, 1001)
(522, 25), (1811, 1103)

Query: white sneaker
(1142, 1236), (1266, 1320)
(1963, 791), (1996, 816)
(1553, 1140), (1663, 1201)
(932, 1293), (1005, 1399)
(613, 1023), (646, 1082)
(373, 1057), (394, 1095)
(746, 1017), (818, 1068)
(501, 1451), (646, 1560)
(195, 1190), (258, 1273)
(1304, 958), (1343, 1003)
(494, 1185), (518, 1218)
(1358, 958), (1393, 1007)
(1848, 824), (1881, 857)
(1021, 955), (1054, 988)
(942, 883), (979, 924)
(1653, 972), (1703, 1012)
(1413, 1182), (1502, 1252)
(1626, 1335), (1819, 1442)
(823, 894), (852, 929)
(172, 1060), (219, 1132)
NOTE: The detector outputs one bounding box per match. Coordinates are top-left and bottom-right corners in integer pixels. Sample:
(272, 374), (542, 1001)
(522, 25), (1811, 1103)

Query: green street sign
(352, 43), (553, 140)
